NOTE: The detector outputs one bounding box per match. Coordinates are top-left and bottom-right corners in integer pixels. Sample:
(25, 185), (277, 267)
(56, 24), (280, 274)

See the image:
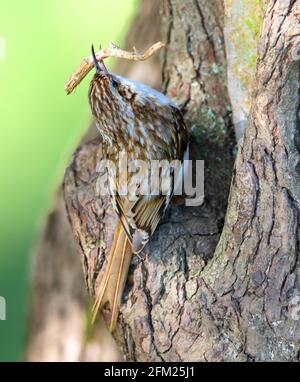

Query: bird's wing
(107, 103), (188, 254)
(115, 193), (171, 254)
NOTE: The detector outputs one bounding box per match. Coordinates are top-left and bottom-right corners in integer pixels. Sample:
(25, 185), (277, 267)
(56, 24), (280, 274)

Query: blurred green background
(0, 0), (137, 361)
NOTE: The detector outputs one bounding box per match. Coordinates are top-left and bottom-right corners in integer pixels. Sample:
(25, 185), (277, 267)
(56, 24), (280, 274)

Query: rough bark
(204, 0), (300, 361)
(25, 0), (161, 362)
(63, 0), (300, 362)
(63, 0), (235, 361)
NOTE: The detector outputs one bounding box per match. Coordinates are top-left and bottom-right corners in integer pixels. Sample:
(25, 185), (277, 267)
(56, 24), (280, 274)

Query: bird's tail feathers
(92, 220), (132, 332)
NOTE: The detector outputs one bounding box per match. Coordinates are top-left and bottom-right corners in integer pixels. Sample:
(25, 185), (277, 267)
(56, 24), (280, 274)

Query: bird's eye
(111, 79), (118, 88)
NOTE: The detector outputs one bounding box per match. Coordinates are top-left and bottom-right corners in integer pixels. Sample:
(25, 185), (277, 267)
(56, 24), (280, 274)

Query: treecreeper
(87, 45), (188, 331)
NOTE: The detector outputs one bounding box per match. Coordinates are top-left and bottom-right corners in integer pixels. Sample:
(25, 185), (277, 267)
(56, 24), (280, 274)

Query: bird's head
(88, 44), (135, 125)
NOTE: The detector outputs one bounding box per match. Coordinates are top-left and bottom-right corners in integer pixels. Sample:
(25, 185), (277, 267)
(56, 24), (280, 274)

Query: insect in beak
(91, 44), (109, 75)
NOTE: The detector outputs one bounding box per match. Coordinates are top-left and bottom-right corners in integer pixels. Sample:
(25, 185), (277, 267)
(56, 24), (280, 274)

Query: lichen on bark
(224, 0), (268, 139)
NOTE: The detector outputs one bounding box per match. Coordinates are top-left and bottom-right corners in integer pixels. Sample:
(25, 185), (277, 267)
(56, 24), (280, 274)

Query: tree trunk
(206, 0), (300, 361)
(64, 0), (235, 361)
(25, 0), (161, 362)
(62, 0), (300, 362)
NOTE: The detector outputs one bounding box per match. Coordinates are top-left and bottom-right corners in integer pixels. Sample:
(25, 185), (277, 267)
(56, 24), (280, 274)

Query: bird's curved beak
(91, 44), (109, 75)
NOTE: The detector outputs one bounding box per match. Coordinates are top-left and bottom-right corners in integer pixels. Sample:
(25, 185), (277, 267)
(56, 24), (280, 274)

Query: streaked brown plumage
(88, 46), (188, 331)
